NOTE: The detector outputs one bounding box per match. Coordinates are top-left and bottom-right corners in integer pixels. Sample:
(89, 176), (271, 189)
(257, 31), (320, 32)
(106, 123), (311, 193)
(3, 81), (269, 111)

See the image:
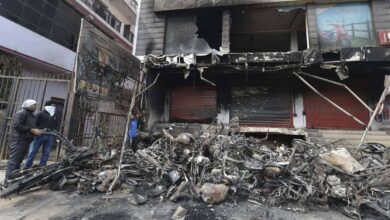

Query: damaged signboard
(316, 3), (376, 49)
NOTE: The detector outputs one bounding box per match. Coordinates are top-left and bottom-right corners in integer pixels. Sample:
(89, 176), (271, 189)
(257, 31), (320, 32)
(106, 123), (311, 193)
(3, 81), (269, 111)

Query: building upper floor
(0, 0), (138, 52)
(153, 0), (371, 11)
(0, 0), (82, 51)
(135, 0), (390, 56)
(0, 0), (138, 72)
(65, 0), (138, 49)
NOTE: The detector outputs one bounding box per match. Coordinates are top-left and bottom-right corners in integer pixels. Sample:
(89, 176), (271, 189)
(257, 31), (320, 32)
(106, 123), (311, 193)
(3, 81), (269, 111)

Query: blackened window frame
(0, 0), (82, 51)
(123, 24), (134, 43)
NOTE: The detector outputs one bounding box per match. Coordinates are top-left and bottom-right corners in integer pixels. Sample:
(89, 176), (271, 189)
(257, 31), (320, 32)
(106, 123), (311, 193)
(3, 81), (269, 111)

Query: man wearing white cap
(5, 99), (42, 180)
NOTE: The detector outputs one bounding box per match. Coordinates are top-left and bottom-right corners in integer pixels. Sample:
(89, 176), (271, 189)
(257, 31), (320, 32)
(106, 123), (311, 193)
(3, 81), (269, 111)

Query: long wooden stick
(107, 71), (161, 194)
(106, 71), (143, 194)
(297, 71), (373, 113)
(356, 82), (390, 153)
(293, 72), (366, 126)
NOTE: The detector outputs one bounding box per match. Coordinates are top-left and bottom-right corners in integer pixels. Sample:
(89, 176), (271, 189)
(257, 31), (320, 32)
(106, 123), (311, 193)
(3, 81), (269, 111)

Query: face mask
(44, 106), (56, 117)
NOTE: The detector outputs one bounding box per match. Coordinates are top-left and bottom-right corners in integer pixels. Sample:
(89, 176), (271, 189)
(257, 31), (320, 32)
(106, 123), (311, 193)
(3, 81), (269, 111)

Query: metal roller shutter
(304, 82), (369, 130)
(230, 86), (293, 127)
(170, 85), (217, 122)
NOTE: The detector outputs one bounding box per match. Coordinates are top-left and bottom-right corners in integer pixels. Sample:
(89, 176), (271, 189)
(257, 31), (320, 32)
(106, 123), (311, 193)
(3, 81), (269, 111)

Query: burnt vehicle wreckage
(1, 48), (390, 219)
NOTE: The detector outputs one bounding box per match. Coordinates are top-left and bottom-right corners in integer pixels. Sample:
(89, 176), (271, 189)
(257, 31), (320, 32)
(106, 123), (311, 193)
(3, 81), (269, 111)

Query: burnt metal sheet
(170, 85), (217, 121)
(304, 81), (369, 130)
(154, 0), (307, 11)
(229, 52), (303, 64)
(364, 47), (390, 61)
(338, 47), (390, 62)
(145, 48), (390, 70)
(304, 50), (323, 63)
(340, 47), (390, 62)
(230, 86), (293, 127)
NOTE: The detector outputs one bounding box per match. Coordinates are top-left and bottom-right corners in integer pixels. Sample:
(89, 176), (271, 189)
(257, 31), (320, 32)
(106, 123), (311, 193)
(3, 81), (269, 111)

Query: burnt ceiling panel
(231, 8), (300, 33)
(230, 8), (306, 52)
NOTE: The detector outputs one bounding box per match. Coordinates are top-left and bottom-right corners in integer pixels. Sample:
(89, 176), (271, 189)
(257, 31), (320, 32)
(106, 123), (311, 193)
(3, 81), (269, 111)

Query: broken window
(230, 7), (307, 52)
(164, 10), (222, 55)
(196, 10), (222, 50)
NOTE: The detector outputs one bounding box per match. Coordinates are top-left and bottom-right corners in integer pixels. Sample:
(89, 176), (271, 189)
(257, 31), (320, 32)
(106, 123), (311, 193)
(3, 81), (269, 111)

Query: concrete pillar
(217, 106), (230, 125)
(221, 10), (231, 52)
(306, 4), (319, 49)
(290, 31), (298, 51)
(293, 92), (306, 128)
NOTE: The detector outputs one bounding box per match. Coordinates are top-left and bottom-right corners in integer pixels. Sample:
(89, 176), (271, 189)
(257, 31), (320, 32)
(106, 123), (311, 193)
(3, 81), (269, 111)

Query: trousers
(25, 134), (54, 169)
(5, 140), (31, 179)
(126, 137), (138, 152)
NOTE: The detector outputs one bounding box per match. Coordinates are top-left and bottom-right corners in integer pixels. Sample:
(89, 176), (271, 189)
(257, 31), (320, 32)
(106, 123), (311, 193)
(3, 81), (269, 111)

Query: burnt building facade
(0, 0), (140, 158)
(135, 0), (390, 146)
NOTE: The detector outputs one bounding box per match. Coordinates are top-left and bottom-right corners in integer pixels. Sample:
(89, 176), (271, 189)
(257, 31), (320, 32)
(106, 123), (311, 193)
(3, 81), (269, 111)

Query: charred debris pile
(1, 128), (390, 219)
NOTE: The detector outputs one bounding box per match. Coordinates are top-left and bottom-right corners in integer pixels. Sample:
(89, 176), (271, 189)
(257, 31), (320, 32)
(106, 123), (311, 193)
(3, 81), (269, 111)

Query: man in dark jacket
(25, 101), (57, 168)
(5, 99), (42, 179)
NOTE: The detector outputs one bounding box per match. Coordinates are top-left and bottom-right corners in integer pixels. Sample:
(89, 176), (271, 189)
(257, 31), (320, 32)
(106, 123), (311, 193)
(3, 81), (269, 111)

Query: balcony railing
(81, 0), (122, 32)
(123, 24), (134, 43)
(126, 0), (138, 11)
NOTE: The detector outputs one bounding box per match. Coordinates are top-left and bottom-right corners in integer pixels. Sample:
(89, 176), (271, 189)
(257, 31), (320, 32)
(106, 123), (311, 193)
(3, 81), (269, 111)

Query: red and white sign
(378, 31), (390, 46)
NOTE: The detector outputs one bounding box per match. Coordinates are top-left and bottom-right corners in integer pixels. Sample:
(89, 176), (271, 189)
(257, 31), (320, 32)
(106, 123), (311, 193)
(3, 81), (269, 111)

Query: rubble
(175, 133), (194, 145)
(96, 170), (118, 192)
(1, 129), (390, 219)
(321, 148), (365, 174)
(171, 206), (187, 220)
(200, 183), (229, 204)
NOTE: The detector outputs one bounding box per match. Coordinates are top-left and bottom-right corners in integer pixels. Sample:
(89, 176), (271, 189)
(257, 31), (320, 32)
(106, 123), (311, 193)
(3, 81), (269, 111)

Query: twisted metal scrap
(118, 134), (390, 218)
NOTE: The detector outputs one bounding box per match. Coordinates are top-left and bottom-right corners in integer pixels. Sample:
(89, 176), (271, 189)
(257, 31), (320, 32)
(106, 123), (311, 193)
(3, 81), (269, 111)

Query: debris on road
(321, 148), (365, 174)
(172, 206), (187, 220)
(1, 128), (390, 219)
(200, 183), (229, 204)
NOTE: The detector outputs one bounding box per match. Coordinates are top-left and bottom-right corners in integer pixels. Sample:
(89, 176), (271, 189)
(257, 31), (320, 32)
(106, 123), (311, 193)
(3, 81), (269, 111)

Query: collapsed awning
(143, 47), (390, 71)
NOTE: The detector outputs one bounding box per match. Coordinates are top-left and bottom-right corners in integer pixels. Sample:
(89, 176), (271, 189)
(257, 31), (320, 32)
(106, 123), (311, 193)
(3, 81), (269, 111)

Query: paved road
(0, 163), (378, 220)
(0, 184), (352, 220)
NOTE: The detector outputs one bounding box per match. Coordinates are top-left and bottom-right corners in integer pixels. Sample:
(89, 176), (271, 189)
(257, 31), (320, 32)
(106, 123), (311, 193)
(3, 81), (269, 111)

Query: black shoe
(1, 179), (10, 189)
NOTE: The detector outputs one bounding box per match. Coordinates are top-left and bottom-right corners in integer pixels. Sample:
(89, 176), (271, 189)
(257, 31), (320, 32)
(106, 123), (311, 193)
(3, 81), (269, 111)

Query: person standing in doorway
(5, 99), (41, 180)
(128, 110), (140, 152)
(25, 101), (57, 168)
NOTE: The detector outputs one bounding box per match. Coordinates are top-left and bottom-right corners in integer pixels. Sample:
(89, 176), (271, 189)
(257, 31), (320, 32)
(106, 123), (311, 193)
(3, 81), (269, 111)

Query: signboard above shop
(378, 31), (390, 46)
(316, 3), (377, 49)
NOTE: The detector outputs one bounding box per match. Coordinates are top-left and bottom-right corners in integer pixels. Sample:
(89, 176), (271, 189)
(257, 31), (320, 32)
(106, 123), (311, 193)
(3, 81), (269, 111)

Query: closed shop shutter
(230, 86), (293, 127)
(304, 81), (369, 130)
(170, 85), (217, 122)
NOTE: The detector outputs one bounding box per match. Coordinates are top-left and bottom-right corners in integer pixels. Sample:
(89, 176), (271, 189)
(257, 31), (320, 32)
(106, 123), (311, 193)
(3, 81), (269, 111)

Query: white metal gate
(0, 72), (71, 159)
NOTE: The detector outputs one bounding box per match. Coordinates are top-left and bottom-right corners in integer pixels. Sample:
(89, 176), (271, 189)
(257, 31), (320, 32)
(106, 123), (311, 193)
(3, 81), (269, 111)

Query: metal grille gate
(71, 94), (130, 148)
(0, 72), (71, 159)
